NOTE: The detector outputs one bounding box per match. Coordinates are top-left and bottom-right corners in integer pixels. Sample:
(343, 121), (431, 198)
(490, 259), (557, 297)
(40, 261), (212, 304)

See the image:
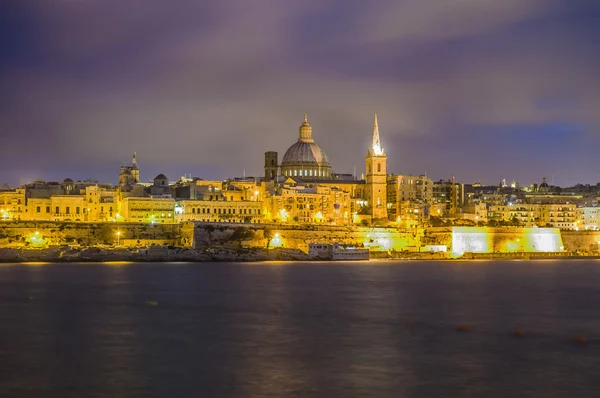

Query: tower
(131, 152), (140, 183)
(264, 151), (278, 181)
(365, 113), (388, 220)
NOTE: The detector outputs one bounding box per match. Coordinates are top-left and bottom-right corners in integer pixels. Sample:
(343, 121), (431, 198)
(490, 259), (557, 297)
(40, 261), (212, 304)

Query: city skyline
(2, 1), (600, 186)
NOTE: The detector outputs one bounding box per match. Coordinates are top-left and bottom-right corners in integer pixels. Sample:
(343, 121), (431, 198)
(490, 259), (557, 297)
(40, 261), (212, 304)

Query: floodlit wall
(452, 227), (563, 253)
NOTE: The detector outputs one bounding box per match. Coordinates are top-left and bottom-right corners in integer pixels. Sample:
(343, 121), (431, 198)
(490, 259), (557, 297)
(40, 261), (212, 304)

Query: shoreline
(1, 247), (599, 263)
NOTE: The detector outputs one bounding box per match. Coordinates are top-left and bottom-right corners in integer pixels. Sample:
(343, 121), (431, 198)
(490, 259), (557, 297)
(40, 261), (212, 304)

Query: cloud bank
(1, 0), (599, 186)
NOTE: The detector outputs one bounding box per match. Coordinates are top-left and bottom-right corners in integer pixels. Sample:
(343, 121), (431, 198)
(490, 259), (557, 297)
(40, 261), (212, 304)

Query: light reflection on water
(1, 261), (600, 397)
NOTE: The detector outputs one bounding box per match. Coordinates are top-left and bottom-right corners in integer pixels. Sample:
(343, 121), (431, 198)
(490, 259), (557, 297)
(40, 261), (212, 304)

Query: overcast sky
(1, 0), (599, 187)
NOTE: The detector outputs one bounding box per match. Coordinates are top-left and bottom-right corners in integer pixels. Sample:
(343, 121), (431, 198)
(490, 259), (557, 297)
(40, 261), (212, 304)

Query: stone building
(488, 203), (577, 230)
(0, 188), (26, 220)
(387, 174), (433, 223)
(175, 200), (263, 223)
(120, 197), (175, 223)
(365, 114), (387, 220)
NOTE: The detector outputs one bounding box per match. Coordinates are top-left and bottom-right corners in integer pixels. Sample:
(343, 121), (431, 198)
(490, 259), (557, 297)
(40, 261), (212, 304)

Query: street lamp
(116, 230), (121, 246)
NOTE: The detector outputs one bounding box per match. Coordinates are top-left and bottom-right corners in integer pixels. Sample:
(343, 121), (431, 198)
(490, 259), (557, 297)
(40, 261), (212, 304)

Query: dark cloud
(1, 0), (599, 186)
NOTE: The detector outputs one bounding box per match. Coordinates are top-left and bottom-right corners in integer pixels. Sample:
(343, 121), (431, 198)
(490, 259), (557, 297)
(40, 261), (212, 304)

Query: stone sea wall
(186, 222), (419, 252)
(0, 221), (181, 247)
(0, 247), (309, 263)
(1, 221), (599, 255)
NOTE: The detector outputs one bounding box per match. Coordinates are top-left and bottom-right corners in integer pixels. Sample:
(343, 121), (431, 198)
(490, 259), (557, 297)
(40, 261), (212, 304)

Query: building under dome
(280, 114), (333, 179)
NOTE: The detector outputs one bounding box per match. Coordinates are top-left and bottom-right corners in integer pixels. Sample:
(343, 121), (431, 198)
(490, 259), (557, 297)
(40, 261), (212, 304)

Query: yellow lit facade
(577, 207), (600, 230)
(175, 199), (263, 223)
(26, 195), (86, 221)
(120, 197), (175, 223)
(488, 203), (576, 230)
(0, 189), (26, 220)
(84, 186), (118, 222)
(266, 184), (352, 225)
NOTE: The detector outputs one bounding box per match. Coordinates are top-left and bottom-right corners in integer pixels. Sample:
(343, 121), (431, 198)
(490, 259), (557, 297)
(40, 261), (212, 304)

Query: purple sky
(1, 0), (599, 187)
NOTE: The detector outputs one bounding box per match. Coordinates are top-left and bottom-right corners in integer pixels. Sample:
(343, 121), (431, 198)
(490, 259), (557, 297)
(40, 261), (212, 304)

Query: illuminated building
(279, 114), (333, 179)
(0, 189), (25, 220)
(26, 195), (86, 221)
(365, 114), (387, 220)
(280, 185), (351, 224)
(460, 202), (488, 223)
(488, 203), (577, 230)
(119, 153), (140, 188)
(120, 197), (175, 223)
(577, 207), (600, 230)
(433, 179), (464, 215)
(174, 179), (224, 200)
(387, 175), (432, 224)
(84, 186), (117, 222)
(175, 200), (263, 223)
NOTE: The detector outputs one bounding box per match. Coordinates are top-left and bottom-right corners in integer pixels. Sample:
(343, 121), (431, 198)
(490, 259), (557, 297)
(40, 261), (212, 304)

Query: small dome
(155, 174), (168, 180)
(539, 177), (549, 188)
(62, 178), (74, 184)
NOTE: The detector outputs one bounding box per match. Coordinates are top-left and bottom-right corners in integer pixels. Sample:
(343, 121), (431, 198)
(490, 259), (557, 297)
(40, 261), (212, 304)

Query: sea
(1, 260), (600, 397)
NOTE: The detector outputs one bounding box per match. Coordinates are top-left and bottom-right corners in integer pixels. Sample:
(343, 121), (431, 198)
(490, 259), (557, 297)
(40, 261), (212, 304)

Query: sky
(1, 0), (600, 187)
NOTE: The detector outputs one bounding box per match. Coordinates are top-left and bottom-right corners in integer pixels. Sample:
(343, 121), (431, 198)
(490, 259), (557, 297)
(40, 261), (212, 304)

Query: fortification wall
(186, 222), (418, 252)
(0, 221), (181, 247)
(562, 231), (600, 252)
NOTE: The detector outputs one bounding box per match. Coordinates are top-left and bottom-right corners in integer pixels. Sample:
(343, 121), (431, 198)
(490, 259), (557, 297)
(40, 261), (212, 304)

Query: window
(377, 163), (381, 173)
(66, 207), (70, 214)
(36, 206), (40, 213)
(46, 206), (50, 213)
(55, 206), (59, 214)
(76, 207), (80, 214)
(192, 208), (196, 214)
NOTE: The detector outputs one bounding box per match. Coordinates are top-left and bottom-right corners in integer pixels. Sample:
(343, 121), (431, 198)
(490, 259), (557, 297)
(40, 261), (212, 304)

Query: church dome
(280, 114), (333, 179)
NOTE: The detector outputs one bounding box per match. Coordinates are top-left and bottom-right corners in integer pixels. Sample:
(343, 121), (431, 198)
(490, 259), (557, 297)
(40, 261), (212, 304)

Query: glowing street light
(116, 230), (121, 246)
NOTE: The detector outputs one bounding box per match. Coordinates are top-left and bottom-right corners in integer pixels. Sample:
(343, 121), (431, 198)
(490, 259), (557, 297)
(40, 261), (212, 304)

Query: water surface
(1, 260), (600, 397)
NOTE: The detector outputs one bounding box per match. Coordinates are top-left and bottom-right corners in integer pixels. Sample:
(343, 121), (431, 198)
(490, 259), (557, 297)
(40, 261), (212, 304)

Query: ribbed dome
(281, 141), (331, 167)
(280, 114), (333, 179)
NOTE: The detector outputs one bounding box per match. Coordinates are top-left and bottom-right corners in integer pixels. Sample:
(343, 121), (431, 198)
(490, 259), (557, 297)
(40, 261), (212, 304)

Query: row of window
(34, 206), (114, 214)
(282, 169), (330, 177)
(190, 207), (260, 215)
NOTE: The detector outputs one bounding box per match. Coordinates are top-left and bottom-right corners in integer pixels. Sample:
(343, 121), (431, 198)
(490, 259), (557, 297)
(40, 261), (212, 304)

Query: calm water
(1, 260), (600, 397)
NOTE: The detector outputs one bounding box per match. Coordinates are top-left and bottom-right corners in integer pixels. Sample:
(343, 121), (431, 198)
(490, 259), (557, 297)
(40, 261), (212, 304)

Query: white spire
(371, 113), (384, 156)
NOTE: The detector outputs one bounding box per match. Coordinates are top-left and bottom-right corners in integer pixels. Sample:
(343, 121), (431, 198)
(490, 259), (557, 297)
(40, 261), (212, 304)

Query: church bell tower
(365, 114), (388, 220)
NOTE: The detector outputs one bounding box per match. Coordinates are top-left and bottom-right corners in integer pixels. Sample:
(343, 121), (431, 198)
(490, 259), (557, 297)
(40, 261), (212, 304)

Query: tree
(98, 224), (115, 245)
(230, 227), (253, 248)
(264, 227), (273, 249)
